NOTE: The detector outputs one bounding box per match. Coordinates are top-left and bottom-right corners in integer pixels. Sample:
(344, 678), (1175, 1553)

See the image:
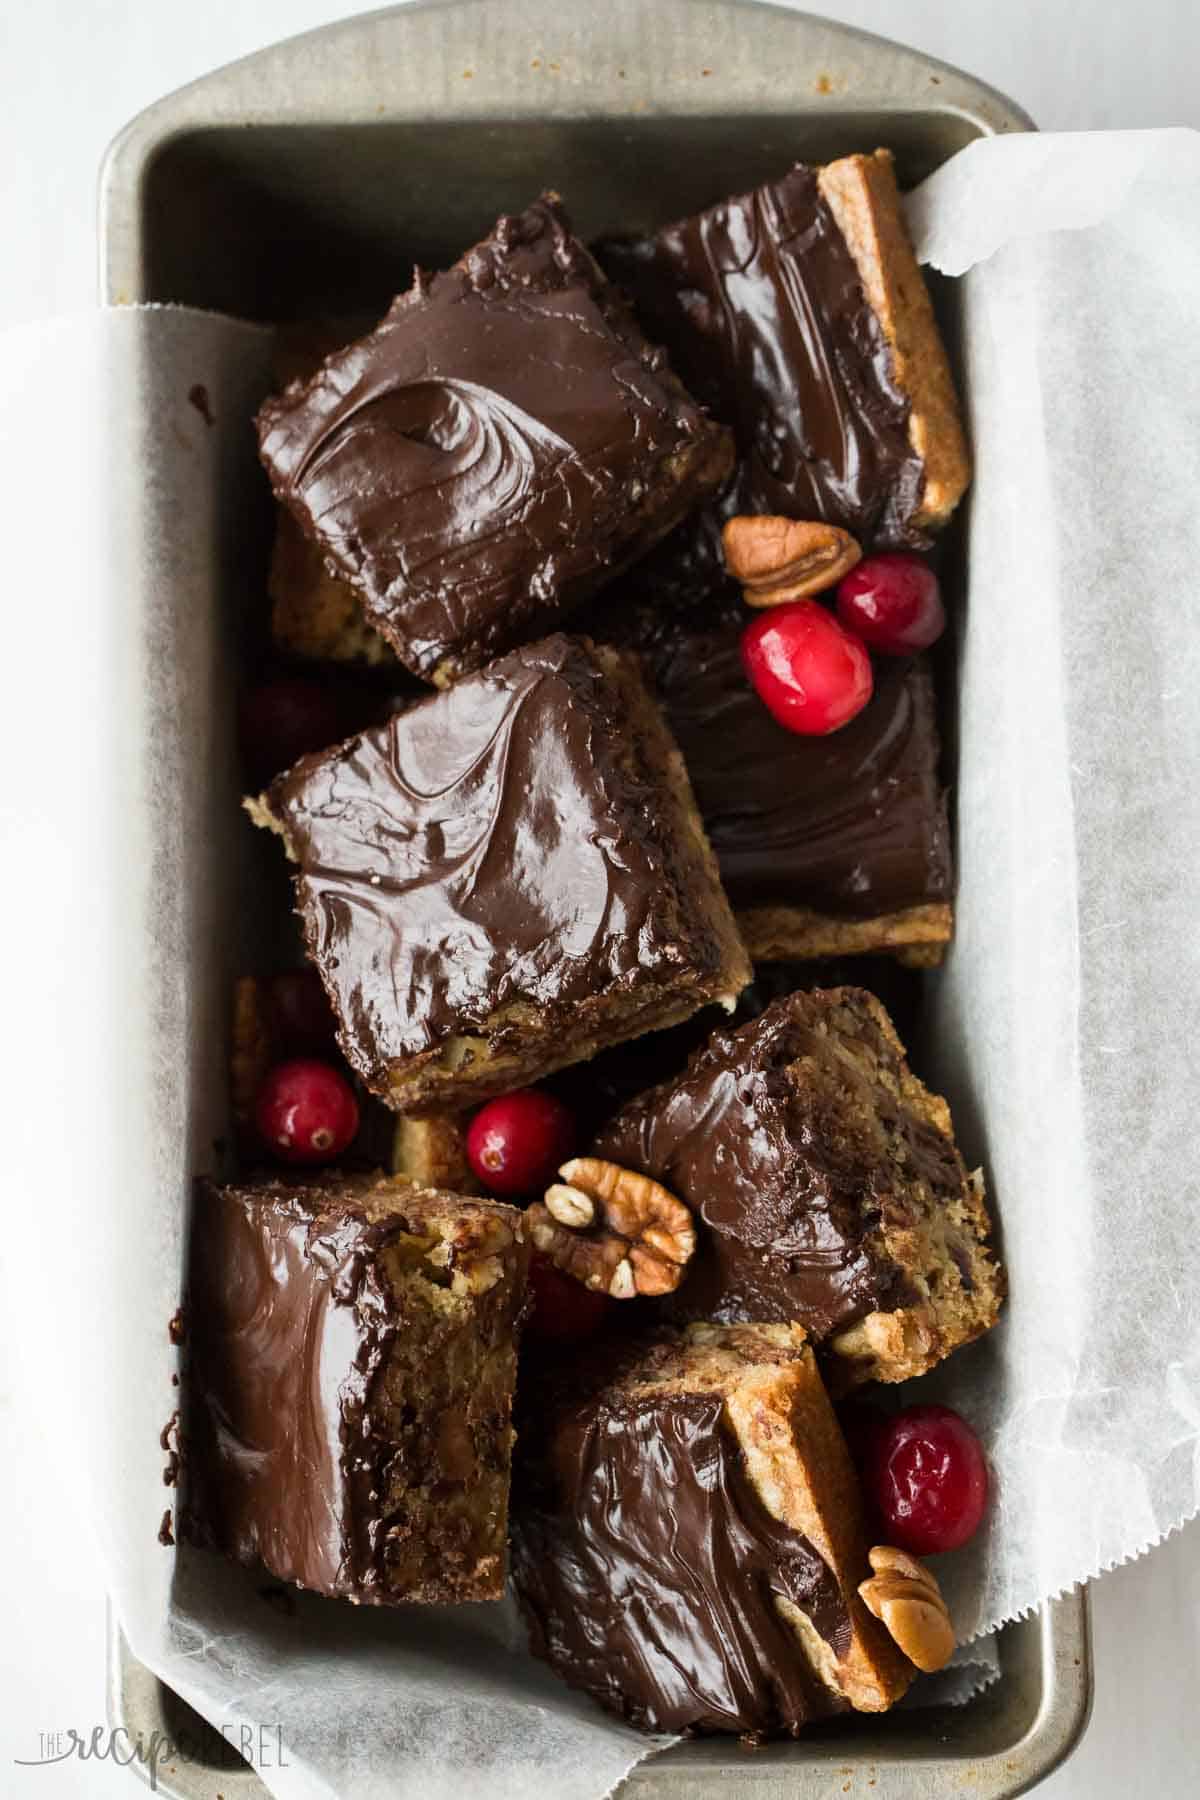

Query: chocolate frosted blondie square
(183, 1174), (528, 1604)
(595, 989), (1002, 1384)
(511, 1322), (914, 1735)
(256, 195), (732, 684)
(601, 149), (969, 583)
(249, 634), (751, 1111)
(593, 588), (953, 961)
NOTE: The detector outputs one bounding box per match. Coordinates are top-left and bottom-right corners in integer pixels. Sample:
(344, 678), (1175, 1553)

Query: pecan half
(858, 1546), (955, 1673)
(526, 1157), (696, 1299)
(722, 514), (861, 604)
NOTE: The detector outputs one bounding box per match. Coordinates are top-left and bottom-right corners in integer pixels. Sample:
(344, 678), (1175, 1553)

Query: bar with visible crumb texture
(247, 634), (751, 1112)
(256, 194), (732, 684)
(511, 1322), (914, 1735)
(595, 989), (1002, 1385)
(600, 148), (969, 605)
(183, 1174), (528, 1604)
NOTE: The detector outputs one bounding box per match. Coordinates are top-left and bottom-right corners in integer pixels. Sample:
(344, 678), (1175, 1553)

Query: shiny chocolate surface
(257, 196), (729, 680)
(513, 1384), (850, 1735)
(596, 989), (941, 1335)
(601, 163), (926, 563)
(267, 635), (727, 1092)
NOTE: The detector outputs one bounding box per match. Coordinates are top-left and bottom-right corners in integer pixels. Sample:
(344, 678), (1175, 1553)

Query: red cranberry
(268, 968), (337, 1053)
(865, 1403), (989, 1555)
(254, 1058), (359, 1165)
(466, 1090), (576, 1197)
(836, 553), (946, 655)
(741, 601), (873, 735)
(238, 678), (342, 788)
(524, 1253), (610, 1342)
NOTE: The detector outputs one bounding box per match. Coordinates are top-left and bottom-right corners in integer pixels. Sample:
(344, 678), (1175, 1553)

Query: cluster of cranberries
(742, 552), (946, 737)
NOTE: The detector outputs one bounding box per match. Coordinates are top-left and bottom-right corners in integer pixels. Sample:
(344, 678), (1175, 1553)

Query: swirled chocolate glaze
(257, 197), (731, 682)
(600, 163), (925, 560)
(266, 635), (736, 1094)
(512, 1382), (850, 1735)
(182, 1177), (526, 1602)
(642, 618), (949, 916)
(596, 989), (947, 1336)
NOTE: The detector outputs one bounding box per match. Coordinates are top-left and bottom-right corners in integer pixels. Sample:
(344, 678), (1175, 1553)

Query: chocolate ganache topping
(184, 1177), (528, 1604)
(616, 601), (951, 916)
(257, 197), (729, 681)
(267, 635), (716, 1087)
(513, 1386), (851, 1735)
(601, 162), (927, 568)
(596, 992), (924, 1336)
(183, 1179), (411, 1598)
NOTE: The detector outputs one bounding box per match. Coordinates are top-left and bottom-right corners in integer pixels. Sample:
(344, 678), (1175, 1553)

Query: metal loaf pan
(99, 2), (1090, 1795)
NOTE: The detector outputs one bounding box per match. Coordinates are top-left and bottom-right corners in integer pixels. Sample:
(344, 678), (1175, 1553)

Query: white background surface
(1, 0), (1197, 1793)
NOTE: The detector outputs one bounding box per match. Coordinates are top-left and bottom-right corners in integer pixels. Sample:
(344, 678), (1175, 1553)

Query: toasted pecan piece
(723, 515), (861, 603)
(527, 1157), (696, 1298)
(858, 1546), (955, 1673)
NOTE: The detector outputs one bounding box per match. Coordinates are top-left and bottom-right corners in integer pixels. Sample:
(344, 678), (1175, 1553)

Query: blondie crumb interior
(184, 1174), (528, 1603)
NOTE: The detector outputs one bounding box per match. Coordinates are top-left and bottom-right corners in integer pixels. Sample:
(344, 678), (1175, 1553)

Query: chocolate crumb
(188, 383), (214, 426)
(158, 1509), (175, 1546)
(168, 1308), (186, 1346)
